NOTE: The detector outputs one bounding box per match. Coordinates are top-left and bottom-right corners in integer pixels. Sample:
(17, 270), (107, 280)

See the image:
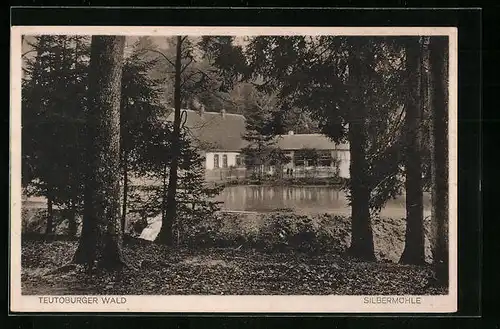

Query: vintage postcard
(10, 26), (457, 313)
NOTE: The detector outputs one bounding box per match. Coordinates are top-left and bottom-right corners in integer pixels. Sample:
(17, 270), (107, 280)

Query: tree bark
(45, 189), (54, 236)
(345, 44), (376, 261)
(73, 35), (127, 270)
(400, 37), (426, 265)
(160, 162), (168, 224)
(429, 36), (449, 285)
(121, 151), (129, 235)
(156, 36), (183, 245)
(68, 199), (78, 238)
(73, 162), (99, 267)
(347, 117), (376, 261)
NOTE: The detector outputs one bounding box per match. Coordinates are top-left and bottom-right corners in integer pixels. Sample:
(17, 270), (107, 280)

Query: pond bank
(222, 176), (348, 187)
(21, 208), (434, 264)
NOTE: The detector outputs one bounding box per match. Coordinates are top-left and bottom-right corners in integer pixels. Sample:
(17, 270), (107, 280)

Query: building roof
(164, 109), (247, 152)
(275, 133), (349, 151)
(163, 109), (349, 152)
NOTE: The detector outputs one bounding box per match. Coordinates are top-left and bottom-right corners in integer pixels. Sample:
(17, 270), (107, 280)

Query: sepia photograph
(10, 26), (457, 313)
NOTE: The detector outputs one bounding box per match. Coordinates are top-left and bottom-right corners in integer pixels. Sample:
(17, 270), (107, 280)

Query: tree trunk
(68, 199), (78, 238)
(429, 36), (449, 285)
(156, 36), (183, 245)
(121, 151), (129, 235)
(400, 37), (426, 265)
(347, 118), (376, 261)
(45, 189), (54, 236)
(73, 35), (126, 270)
(73, 170), (99, 267)
(344, 44), (376, 261)
(161, 162), (168, 222)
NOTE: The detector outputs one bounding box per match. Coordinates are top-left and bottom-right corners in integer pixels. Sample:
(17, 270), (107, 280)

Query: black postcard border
(8, 6), (483, 323)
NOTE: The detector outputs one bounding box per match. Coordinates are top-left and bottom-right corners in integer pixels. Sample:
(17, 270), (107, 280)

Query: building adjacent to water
(164, 107), (248, 181)
(275, 132), (350, 179)
(164, 108), (351, 181)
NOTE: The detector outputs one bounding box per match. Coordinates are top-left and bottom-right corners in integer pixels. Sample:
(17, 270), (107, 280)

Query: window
(294, 151), (305, 166)
(214, 154), (220, 168)
(294, 158), (304, 167)
(236, 155), (245, 167)
(222, 154), (228, 168)
(319, 151), (332, 167)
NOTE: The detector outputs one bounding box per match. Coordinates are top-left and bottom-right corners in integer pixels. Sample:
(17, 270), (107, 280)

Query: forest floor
(21, 239), (447, 296)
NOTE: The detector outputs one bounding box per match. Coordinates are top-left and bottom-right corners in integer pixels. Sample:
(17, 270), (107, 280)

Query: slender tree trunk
(157, 36), (183, 245)
(400, 37), (426, 265)
(73, 35), (126, 270)
(121, 151), (129, 235)
(68, 199), (78, 238)
(429, 36), (449, 286)
(69, 38), (81, 239)
(46, 188), (54, 236)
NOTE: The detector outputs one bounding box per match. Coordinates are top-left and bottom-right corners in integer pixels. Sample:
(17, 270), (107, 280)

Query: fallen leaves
(21, 239), (447, 296)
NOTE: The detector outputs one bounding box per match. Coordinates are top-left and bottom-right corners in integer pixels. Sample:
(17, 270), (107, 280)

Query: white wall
(205, 153), (214, 170)
(205, 152), (241, 170)
(338, 150), (350, 179)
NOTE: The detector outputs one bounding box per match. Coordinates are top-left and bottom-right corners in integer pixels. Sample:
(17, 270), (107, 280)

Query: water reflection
(215, 185), (431, 218)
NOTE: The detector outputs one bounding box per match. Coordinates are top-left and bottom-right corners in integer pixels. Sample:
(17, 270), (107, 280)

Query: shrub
(176, 212), (351, 255)
(21, 208), (82, 237)
(255, 213), (350, 254)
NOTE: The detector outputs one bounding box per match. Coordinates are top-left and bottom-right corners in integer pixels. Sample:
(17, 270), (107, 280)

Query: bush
(256, 213), (349, 254)
(21, 207), (82, 237)
(176, 212), (350, 255)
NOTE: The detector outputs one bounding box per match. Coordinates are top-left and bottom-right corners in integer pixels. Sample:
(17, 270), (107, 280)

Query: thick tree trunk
(156, 36), (183, 245)
(429, 36), (449, 285)
(400, 37), (426, 265)
(73, 35), (126, 270)
(347, 118), (376, 261)
(161, 162), (168, 223)
(73, 176), (98, 267)
(344, 43), (376, 261)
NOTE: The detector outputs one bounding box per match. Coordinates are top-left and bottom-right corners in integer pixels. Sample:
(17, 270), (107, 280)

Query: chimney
(288, 130), (294, 135)
(221, 108), (226, 118)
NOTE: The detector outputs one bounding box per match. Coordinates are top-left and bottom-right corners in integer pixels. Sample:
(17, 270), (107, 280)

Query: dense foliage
(22, 36), (223, 241)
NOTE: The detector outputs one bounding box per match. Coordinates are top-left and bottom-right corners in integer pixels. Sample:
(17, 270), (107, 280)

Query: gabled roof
(164, 109), (247, 152)
(163, 109), (349, 152)
(275, 134), (349, 151)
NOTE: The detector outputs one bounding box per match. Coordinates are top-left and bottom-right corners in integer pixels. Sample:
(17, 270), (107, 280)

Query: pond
(215, 185), (431, 218)
(22, 185), (432, 219)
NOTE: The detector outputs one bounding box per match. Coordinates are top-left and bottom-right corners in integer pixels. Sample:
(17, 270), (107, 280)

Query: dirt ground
(21, 239), (447, 296)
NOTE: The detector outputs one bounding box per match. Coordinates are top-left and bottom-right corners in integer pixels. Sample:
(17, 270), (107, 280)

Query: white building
(164, 108), (351, 181)
(165, 108), (247, 181)
(275, 132), (350, 179)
